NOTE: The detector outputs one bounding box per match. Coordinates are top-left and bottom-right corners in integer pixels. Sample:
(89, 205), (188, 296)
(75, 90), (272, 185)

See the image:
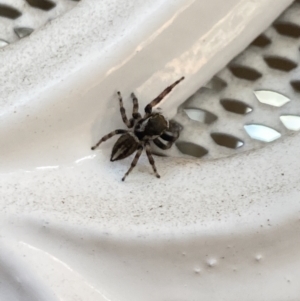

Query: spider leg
(160, 131), (179, 142)
(153, 138), (174, 150)
(117, 91), (134, 128)
(91, 129), (128, 150)
(152, 129), (179, 150)
(131, 93), (142, 119)
(144, 77), (185, 114)
(145, 143), (160, 178)
(122, 145), (143, 181)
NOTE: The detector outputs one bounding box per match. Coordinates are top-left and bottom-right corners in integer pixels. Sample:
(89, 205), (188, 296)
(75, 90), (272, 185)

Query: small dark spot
(207, 76), (227, 91)
(211, 133), (244, 149)
(176, 142), (208, 158)
(25, 0), (56, 11)
(14, 27), (34, 39)
(251, 34), (271, 48)
(0, 4), (21, 19)
(274, 22), (300, 38)
(291, 80), (300, 92)
(229, 64), (262, 81)
(264, 56), (297, 72)
(220, 99), (252, 115)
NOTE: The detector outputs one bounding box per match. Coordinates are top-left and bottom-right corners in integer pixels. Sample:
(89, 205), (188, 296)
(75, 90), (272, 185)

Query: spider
(91, 76), (184, 181)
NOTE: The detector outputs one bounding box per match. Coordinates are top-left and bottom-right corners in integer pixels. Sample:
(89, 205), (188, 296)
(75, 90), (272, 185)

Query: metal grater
(156, 0), (300, 160)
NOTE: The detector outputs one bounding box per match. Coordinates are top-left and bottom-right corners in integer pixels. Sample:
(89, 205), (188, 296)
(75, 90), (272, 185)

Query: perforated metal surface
(162, 0), (300, 159)
(0, 0), (79, 46)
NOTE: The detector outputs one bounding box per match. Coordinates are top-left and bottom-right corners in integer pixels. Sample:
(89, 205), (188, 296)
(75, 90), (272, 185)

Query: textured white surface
(0, 0), (78, 44)
(0, 0), (299, 300)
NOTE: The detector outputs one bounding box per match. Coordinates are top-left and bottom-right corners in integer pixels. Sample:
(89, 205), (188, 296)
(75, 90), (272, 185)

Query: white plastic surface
(1, 0), (298, 300)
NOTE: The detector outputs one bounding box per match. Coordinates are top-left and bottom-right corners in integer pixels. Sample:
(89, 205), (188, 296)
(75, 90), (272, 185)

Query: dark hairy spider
(91, 77), (184, 181)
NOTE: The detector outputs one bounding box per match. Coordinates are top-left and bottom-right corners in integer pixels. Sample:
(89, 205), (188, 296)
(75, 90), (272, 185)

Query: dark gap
(264, 56), (297, 72)
(183, 108), (218, 125)
(208, 76), (227, 91)
(14, 27), (34, 38)
(291, 80), (300, 92)
(220, 99), (252, 115)
(168, 120), (183, 132)
(176, 142), (208, 158)
(25, 0), (56, 11)
(0, 4), (21, 19)
(202, 110), (218, 124)
(211, 133), (243, 149)
(273, 22), (300, 38)
(251, 34), (271, 48)
(229, 64), (262, 81)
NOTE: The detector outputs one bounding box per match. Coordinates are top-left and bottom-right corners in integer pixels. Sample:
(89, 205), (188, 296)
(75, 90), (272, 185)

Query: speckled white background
(1, 0), (299, 300)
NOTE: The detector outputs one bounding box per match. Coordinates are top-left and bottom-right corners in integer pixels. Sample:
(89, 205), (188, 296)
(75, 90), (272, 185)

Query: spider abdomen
(110, 133), (139, 161)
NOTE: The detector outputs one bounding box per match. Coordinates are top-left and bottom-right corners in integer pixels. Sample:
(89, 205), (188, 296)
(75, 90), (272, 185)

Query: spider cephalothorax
(91, 76), (184, 181)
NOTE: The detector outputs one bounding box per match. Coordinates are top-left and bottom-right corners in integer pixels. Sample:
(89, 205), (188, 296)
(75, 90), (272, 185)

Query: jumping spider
(91, 77), (184, 181)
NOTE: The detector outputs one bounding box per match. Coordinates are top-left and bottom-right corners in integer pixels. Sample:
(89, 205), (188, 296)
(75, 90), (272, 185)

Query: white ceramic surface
(1, 0), (299, 300)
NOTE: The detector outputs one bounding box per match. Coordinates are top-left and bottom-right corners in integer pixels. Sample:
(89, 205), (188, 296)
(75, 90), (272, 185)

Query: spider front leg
(161, 131), (179, 142)
(91, 129), (128, 150)
(131, 93), (141, 119)
(144, 77), (185, 114)
(117, 91), (134, 128)
(153, 130), (179, 150)
(145, 143), (160, 178)
(122, 145), (143, 181)
(153, 138), (173, 150)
